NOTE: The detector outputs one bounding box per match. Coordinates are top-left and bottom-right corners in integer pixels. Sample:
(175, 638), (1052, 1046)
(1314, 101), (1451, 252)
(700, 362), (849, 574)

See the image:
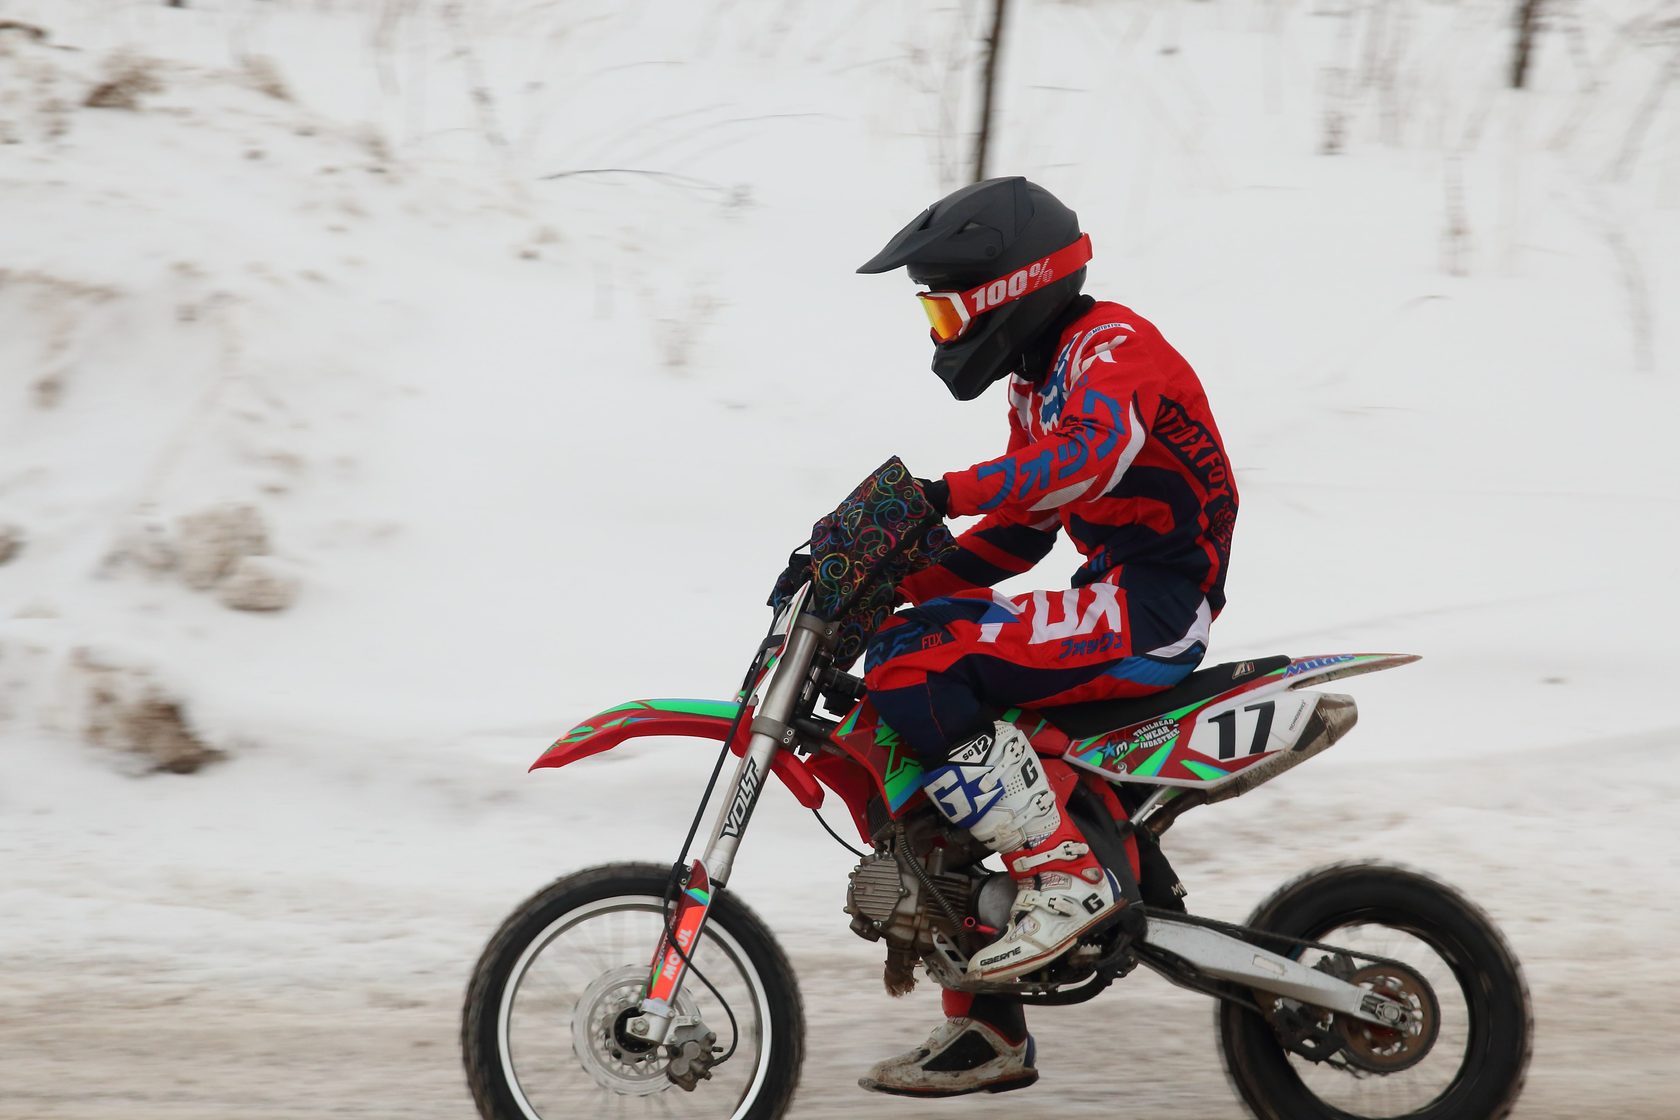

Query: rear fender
(531, 698), (825, 810)
(1064, 653), (1418, 792)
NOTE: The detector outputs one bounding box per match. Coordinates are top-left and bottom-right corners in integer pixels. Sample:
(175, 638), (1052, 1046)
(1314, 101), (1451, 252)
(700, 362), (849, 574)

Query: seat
(1032, 656), (1292, 738)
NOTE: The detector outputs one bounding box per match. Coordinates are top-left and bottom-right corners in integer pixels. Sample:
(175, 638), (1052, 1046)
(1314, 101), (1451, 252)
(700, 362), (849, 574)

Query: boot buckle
(1012, 889), (1081, 917)
(1010, 840), (1088, 875)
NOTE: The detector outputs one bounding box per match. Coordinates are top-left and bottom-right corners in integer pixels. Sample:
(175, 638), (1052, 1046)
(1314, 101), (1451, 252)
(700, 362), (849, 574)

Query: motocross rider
(855, 176), (1238, 1097)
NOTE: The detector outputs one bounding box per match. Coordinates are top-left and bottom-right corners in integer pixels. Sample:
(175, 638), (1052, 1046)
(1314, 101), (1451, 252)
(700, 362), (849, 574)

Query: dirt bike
(462, 471), (1532, 1120)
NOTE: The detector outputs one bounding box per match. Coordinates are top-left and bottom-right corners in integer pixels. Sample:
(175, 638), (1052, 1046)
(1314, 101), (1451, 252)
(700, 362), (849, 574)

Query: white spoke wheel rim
(495, 895), (775, 1120)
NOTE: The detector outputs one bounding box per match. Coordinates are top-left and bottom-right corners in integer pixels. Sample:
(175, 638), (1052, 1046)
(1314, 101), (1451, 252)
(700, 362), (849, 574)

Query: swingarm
(1136, 910), (1422, 1033)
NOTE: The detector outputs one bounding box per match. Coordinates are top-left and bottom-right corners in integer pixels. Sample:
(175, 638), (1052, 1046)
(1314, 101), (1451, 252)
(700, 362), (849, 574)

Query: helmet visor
(918, 290), (972, 343)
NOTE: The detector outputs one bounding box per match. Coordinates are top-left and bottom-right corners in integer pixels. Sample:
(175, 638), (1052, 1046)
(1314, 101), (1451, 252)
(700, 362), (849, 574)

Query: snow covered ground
(1, 1), (1677, 1116)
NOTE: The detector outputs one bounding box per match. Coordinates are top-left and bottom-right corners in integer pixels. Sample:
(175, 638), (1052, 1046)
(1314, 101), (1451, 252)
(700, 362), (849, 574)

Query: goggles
(917, 233), (1093, 344)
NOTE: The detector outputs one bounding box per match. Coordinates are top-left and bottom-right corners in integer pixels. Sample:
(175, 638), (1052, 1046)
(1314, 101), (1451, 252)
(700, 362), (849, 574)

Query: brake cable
(655, 516), (939, 1064)
(665, 627), (780, 884)
(810, 806), (868, 859)
(652, 618), (781, 1066)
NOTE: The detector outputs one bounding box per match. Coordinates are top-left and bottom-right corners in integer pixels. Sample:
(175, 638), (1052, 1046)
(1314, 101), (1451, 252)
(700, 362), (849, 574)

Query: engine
(845, 850), (971, 949)
(842, 814), (1010, 991)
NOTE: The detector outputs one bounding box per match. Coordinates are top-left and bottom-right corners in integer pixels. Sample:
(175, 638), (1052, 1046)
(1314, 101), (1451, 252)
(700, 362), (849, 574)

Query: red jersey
(903, 300), (1237, 614)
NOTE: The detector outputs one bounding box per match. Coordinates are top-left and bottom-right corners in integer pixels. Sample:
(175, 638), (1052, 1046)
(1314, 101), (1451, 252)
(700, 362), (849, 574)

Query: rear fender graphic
(1064, 653), (1418, 791)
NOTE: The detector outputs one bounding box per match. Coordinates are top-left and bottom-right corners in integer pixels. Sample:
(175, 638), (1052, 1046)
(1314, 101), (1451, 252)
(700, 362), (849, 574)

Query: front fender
(531, 698), (825, 810)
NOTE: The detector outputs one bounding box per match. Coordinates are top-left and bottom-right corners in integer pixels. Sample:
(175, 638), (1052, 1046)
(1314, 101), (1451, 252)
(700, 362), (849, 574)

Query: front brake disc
(570, 965), (703, 1095)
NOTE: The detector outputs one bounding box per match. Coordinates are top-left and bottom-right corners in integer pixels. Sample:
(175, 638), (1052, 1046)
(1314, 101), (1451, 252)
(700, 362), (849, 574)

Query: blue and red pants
(863, 567), (1209, 764)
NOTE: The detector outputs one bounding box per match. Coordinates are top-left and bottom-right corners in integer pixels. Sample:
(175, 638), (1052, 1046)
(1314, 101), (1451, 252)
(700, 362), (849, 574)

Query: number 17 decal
(1209, 701), (1276, 761)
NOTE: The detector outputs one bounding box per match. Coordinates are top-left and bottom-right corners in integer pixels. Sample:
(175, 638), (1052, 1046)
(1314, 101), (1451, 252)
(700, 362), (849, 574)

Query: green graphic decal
(559, 698), (741, 744)
(834, 706), (924, 810)
(736, 651), (783, 701)
(603, 698), (740, 719)
(876, 723), (925, 811)
(1072, 717), (1181, 771)
(1182, 759), (1227, 782)
(1132, 740), (1176, 779)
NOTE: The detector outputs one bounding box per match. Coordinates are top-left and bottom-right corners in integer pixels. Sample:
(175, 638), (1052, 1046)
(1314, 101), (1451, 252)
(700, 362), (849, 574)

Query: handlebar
(817, 666), (866, 716)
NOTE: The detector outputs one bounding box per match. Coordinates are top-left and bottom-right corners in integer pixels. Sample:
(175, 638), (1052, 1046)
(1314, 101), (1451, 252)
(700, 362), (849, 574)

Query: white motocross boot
(922, 721), (1122, 981)
(858, 1017), (1038, 1097)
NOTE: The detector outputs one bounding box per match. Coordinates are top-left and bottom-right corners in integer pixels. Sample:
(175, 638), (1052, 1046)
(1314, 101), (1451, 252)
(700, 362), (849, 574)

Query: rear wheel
(1218, 862), (1530, 1120)
(463, 862), (804, 1120)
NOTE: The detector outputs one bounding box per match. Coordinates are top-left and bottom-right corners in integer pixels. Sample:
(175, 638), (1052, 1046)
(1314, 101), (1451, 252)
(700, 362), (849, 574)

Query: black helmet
(858, 176), (1089, 401)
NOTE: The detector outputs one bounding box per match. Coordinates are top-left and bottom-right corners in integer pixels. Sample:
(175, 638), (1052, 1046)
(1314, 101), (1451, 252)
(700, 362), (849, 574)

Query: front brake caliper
(664, 1021), (721, 1092)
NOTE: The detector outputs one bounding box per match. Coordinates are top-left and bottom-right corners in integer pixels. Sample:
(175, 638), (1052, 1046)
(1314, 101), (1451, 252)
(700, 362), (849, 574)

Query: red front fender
(531, 698), (826, 810)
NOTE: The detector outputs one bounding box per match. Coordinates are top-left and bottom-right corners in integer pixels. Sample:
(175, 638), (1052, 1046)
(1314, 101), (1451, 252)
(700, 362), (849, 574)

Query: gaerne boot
(923, 721), (1121, 981)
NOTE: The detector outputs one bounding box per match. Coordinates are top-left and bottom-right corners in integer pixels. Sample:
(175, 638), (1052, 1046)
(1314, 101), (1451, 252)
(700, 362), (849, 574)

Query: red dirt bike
(462, 478), (1532, 1120)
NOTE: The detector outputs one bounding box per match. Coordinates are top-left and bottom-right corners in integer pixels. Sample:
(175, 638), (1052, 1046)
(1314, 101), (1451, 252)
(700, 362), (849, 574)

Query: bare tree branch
(1609, 41), (1680, 179)
(973, 0), (1009, 182)
(443, 1), (507, 153)
(1512, 0), (1546, 88)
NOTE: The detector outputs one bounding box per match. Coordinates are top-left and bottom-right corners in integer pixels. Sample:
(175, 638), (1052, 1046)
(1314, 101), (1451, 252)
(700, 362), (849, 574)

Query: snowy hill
(0, 2), (1677, 1117)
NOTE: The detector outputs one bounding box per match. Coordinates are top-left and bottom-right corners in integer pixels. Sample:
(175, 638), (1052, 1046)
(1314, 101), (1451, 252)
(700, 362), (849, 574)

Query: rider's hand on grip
(915, 476), (950, 519)
(767, 549), (812, 611)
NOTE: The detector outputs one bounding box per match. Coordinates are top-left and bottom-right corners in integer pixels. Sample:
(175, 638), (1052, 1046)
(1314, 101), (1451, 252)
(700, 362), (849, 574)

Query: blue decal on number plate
(1284, 655), (1359, 676)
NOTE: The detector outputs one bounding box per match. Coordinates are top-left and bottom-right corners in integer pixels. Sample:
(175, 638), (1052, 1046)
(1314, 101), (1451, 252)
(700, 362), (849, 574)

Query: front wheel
(462, 862), (804, 1120)
(1219, 862), (1531, 1120)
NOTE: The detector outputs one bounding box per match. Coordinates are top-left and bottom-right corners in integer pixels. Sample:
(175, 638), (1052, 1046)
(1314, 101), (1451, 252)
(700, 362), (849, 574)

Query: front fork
(626, 614), (827, 1048)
